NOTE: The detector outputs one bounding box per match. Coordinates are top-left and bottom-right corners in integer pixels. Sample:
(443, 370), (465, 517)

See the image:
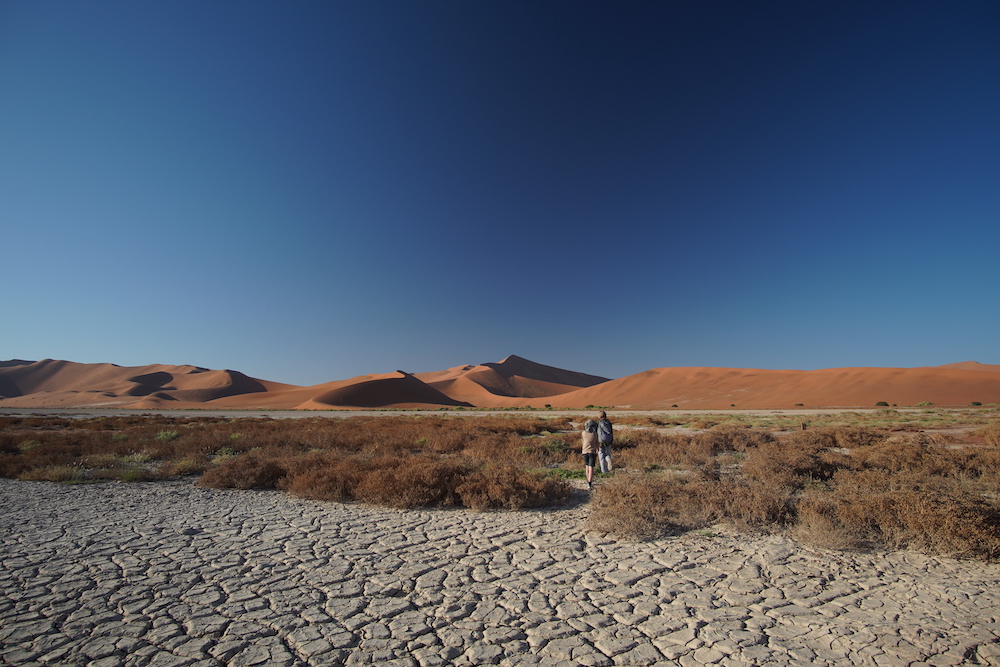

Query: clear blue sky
(2, 1), (997, 386)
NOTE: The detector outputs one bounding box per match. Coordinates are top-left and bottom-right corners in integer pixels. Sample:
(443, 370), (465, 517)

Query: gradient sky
(2, 1), (998, 386)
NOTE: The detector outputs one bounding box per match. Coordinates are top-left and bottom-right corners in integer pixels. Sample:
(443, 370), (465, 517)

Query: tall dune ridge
(0, 357), (997, 410)
(414, 354), (610, 405)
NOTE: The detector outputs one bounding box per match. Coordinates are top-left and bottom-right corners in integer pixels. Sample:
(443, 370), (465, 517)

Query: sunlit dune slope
(529, 363), (1000, 409)
(0, 359), (280, 408)
(1, 358), (997, 410)
(415, 354), (609, 404)
(936, 361), (1000, 373)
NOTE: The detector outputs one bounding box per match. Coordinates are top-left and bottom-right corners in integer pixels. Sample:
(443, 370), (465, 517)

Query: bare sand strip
(2, 478), (999, 667)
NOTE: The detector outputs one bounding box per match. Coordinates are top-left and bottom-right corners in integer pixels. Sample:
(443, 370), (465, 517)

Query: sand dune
(415, 354), (609, 403)
(0, 359), (275, 408)
(1, 357), (997, 410)
(303, 372), (472, 409)
(937, 361), (1000, 373)
(528, 363), (1000, 409)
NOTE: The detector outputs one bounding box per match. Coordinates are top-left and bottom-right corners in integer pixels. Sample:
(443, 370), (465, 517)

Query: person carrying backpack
(597, 410), (614, 473)
(581, 419), (599, 491)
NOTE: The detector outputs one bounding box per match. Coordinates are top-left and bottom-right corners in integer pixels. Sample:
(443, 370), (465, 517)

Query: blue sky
(2, 1), (998, 386)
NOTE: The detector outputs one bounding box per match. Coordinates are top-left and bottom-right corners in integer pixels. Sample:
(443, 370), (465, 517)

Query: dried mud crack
(2, 478), (1000, 667)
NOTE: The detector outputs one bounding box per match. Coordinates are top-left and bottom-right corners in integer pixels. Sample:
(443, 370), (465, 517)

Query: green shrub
(20, 465), (86, 484)
(119, 468), (153, 483)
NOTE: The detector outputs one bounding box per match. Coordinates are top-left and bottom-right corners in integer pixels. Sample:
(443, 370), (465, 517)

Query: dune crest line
(2, 356), (998, 410)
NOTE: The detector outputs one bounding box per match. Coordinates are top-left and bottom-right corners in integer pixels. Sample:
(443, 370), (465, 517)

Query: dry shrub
(278, 454), (570, 511)
(352, 456), (470, 509)
(715, 479), (794, 529)
(584, 475), (785, 539)
(694, 425), (775, 452)
(19, 465), (85, 483)
(462, 432), (530, 466)
(162, 456), (210, 477)
(615, 416), (680, 428)
(515, 434), (575, 468)
(973, 421), (1000, 447)
(455, 466), (570, 511)
(819, 470), (1000, 559)
(587, 476), (688, 539)
(849, 433), (962, 476)
(830, 426), (888, 449)
(198, 454), (288, 489)
(279, 453), (364, 502)
(793, 491), (864, 550)
(0, 453), (24, 478)
(5, 444), (80, 475)
(739, 437), (844, 489)
(618, 432), (715, 470)
(969, 447), (1000, 489)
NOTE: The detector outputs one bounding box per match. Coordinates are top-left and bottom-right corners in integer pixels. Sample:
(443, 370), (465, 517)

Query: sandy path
(2, 478), (999, 667)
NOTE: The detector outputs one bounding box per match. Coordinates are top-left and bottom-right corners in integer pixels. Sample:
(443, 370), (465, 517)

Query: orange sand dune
(0, 360), (473, 411)
(2, 358), (997, 410)
(0, 359), (282, 408)
(416, 355), (608, 402)
(186, 372), (473, 410)
(303, 372), (472, 409)
(526, 364), (1000, 409)
(937, 361), (1000, 373)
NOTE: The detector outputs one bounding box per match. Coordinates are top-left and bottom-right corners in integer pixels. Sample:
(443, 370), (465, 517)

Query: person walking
(581, 418), (599, 491)
(597, 410), (614, 473)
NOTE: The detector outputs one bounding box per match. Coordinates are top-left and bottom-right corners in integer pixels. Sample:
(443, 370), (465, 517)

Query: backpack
(597, 419), (613, 444)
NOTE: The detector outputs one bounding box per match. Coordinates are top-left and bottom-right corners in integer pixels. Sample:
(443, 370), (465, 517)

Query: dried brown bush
(616, 431), (716, 470)
(613, 415), (681, 428)
(793, 491), (864, 550)
(455, 466), (571, 511)
(198, 453), (288, 489)
(8, 414), (1000, 556)
(715, 479), (795, 529)
(587, 421), (1000, 559)
(352, 456), (471, 509)
(817, 470), (1000, 559)
(694, 425), (776, 452)
(586, 476), (693, 539)
(739, 435), (847, 489)
(973, 421), (1000, 447)
(277, 453), (364, 502)
(587, 473), (794, 540)
(18, 465), (85, 483)
(189, 416), (575, 510)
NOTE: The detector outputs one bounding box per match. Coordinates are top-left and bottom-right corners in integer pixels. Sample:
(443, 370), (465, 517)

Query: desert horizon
(1, 355), (997, 411)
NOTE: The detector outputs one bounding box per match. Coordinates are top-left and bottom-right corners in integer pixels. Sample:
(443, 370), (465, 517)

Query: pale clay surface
(2, 478), (999, 667)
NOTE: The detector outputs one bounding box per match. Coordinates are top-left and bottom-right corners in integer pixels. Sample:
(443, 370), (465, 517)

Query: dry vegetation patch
(588, 420), (1000, 560)
(3, 411), (998, 558)
(0, 414), (574, 510)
